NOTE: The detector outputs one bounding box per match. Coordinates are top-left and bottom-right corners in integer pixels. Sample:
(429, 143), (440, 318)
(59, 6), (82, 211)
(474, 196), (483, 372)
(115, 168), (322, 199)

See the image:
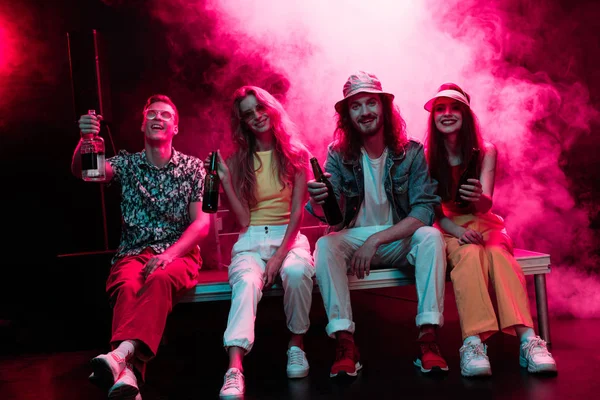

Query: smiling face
(433, 97), (463, 135)
(347, 92), (384, 138)
(239, 94), (271, 136)
(141, 101), (178, 143)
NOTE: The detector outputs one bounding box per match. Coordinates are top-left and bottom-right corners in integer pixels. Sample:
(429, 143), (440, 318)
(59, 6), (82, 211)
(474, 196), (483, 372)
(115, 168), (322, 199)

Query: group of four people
(71, 71), (557, 400)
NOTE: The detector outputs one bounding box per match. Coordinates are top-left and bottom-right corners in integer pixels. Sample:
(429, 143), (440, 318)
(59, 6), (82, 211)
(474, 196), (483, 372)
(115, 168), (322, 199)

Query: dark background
(1, 0), (599, 355)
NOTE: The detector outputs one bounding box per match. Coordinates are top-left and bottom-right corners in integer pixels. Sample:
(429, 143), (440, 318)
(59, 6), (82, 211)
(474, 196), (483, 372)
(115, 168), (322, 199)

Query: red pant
(106, 247), (200, 360)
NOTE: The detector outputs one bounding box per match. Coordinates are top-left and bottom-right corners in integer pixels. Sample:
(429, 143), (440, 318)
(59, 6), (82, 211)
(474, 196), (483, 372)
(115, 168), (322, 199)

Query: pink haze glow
(0, 14), (16, 85)
(143, 0), (600, 318)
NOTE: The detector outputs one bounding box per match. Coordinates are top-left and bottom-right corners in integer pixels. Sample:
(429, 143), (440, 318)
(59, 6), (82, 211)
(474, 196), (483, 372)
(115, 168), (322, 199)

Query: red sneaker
(413, 333), (449, 373)
(330, 339), (363, 377)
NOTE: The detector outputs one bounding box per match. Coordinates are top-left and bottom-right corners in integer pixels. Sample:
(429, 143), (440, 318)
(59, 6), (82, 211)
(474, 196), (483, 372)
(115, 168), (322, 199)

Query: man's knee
(413, 226), (445, 253)
(314, 233), (354, 284)
(315, 234), (337, 252)
(113, 280), (139, 296)
(145, 270), (173, 286)
(315, 234), (344, 263)
(107, 278), (141, 306)
(414, 226), (443, 241)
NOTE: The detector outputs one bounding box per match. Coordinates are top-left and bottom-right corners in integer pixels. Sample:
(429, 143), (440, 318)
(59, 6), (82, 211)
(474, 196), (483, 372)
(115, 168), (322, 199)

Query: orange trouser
(443, 212), (533, 341)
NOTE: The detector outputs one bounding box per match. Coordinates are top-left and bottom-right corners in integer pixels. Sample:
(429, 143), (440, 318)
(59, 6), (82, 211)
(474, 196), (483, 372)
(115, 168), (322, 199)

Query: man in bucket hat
(307, 71), (448, 377)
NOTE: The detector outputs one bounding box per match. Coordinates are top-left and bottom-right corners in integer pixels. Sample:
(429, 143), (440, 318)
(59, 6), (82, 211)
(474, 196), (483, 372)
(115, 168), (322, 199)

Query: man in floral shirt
(71, 94), (209, 399)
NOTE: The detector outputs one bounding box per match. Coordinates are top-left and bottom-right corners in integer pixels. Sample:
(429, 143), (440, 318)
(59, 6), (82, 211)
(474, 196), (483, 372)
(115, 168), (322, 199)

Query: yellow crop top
(250, 150), (292, 225)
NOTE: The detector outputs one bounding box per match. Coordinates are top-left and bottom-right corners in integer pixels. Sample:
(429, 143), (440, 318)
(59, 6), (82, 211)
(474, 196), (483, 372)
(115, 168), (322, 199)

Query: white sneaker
(287, 346), (309, 378)
(219, 368), (245, 399)
(90, 351), (127, 388)
(520, 336), (557, 373)
(108, 364), (139, 399)
(459, 342), (492, 377)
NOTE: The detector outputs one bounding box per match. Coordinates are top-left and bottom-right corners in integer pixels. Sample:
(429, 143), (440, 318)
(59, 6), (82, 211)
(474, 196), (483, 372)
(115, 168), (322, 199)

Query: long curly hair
(425, 84), (485, 202)
(228, 86), (309, 207)
(332, 94), (408, 159)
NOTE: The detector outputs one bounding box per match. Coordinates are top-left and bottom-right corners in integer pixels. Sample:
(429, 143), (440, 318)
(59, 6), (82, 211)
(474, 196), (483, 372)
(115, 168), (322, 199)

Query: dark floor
(1, 281), (598, 400)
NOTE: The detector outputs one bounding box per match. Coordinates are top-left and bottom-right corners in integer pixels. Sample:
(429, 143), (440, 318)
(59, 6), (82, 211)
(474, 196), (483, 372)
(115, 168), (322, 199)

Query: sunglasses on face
(240, 104), (267, 122)
(144, 109), (174, 121)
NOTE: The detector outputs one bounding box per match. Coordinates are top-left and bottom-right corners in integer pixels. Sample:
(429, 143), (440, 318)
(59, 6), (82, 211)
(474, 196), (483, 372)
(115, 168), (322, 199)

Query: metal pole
(99, 183), (109, 250)
(534, 274), (551, 345)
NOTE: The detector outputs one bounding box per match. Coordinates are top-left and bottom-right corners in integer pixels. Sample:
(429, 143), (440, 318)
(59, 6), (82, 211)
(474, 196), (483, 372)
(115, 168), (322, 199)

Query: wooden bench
(179, 248), (553, 344)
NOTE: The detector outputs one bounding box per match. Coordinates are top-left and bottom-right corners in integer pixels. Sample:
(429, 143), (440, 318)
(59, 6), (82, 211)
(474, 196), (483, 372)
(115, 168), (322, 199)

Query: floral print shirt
(108, 148), (205, 264)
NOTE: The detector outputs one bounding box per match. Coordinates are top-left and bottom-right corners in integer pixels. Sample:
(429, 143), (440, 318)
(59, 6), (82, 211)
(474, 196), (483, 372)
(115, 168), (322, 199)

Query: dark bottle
(202, 152), (220, 213)
(310, 157), (343, 226)
(455, 148), (481, 208)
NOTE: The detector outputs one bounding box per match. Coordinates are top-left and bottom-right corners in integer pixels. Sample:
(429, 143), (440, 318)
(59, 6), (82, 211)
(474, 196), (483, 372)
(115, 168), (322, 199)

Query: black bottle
(455, 148), (480, 208)
(310, 157), (343, 226)
(202, 152), (220, 213)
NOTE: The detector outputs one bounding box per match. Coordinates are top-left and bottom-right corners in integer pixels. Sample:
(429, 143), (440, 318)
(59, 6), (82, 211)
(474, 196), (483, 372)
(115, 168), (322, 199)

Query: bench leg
(534, 274), (551, 345)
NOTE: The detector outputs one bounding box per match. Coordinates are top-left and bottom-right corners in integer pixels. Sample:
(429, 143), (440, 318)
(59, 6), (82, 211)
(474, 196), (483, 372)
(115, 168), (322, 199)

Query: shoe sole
(519, 357), (558, 374)
(90, 357), (118, 389)
(461, 366), (492, 377)
(108, 383), (139, 400)
(219, 393), (244, 400)
(330, 362), (362, 378)
(287, 369), (309, 379)
(413, 359), (449, 373)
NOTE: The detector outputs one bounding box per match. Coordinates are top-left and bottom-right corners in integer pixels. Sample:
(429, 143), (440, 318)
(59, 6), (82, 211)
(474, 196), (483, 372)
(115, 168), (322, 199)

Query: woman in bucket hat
(424, 83), (557, 377)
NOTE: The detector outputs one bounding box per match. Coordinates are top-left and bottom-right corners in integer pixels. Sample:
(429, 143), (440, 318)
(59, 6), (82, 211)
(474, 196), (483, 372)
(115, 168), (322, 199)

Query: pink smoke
(0, 3), (55, 125)
(0, 12), (18, 88)
(0, 24), (7, 71)
(140, 0), (599, 317)
(0, 6), (22, 134)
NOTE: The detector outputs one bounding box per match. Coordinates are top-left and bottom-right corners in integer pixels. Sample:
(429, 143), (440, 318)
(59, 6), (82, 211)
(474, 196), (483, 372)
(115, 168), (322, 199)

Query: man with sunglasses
(71, 94), (210, 399)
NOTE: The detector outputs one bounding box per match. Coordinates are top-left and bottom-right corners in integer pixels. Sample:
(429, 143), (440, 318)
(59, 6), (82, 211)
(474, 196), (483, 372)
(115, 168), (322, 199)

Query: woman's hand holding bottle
(204, 150), (231, 184)
(458, 178), (483, 204)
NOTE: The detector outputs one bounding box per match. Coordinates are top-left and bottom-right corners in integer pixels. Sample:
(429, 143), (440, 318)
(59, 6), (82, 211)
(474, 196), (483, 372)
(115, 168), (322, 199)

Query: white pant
(314, 225), (447, 338)
(223, 225), (315, 352)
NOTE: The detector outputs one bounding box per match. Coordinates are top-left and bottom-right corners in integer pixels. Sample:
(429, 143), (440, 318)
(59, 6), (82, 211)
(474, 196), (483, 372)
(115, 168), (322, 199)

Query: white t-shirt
(353, 147), (394, 228)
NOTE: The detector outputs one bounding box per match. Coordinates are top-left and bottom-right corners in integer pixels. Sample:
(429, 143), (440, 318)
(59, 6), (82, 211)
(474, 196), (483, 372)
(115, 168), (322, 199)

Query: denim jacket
(306, 138), (440, 230)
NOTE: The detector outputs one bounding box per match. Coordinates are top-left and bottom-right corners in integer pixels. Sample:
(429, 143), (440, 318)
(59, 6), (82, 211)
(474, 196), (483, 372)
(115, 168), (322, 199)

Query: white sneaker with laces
(459, 342), (492, 377)
(520, 336), (557, 373)
(108, 364), (139, 399)
(219, 368), (245, 399)
(90, 351), (127, 388)
(286, 346), (309, 378)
